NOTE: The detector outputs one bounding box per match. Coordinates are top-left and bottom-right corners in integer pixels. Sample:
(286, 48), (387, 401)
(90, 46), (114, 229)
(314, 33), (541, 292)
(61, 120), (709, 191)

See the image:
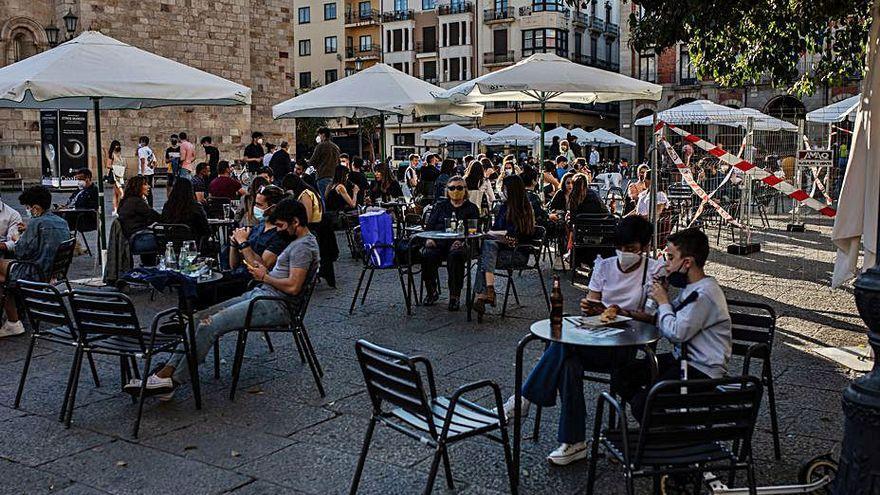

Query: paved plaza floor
(0, 188), (865, 494)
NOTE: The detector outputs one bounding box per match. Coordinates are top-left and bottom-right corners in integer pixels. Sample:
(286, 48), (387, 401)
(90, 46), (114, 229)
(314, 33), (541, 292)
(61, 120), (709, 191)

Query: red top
(208, 176), (242, 199)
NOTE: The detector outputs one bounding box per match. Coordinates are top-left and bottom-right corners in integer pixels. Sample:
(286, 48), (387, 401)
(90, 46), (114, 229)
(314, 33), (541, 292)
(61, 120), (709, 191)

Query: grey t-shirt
(262, 232), (320, 299)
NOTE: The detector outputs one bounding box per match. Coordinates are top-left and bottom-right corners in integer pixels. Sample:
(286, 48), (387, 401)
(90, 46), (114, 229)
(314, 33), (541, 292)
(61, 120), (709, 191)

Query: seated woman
(473, 175), (536, 320)
(626, 164), (649, 214)
(286, 174), (339, 288)
(227, 185), (288, 279)
(503, 216), (663, 466)
(368, 162), (404, 204)
(464, 159), (494, 214)
(567, 173), (609, 218)
(324, 165), (358, 215)
(237, 176), (271, 228)
(542, 160), (561, 198)
(421, 175), (480, 310)
(160, 178), (210, 245)
(118, 176), (161, 239)
(630, 171), (668, 218)
(0, 186), (71, 337)
(127, 199), (320, 399)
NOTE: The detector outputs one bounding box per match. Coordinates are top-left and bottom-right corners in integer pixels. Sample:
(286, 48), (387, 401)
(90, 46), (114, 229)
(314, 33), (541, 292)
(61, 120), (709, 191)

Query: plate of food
(578, 305), (632, 327)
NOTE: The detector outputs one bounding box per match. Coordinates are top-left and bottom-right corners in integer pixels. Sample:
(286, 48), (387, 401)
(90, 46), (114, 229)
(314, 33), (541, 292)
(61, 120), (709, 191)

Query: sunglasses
(447, 186), (465, 191)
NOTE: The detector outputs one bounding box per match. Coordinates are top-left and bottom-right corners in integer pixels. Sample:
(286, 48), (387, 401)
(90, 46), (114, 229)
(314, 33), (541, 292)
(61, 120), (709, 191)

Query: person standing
(244, 132), (265, 173)
(589, 146), (600, 170)
(137, 136), (157, 207)
(268, 141), (292, 186)
(200, 136), (220, 179)
(309, 127), (341, 202)
(108, 140), (125, 216)
(262, 143), (277, 168)
(178, 132), (196, 180)
(164, 134), (181, 189)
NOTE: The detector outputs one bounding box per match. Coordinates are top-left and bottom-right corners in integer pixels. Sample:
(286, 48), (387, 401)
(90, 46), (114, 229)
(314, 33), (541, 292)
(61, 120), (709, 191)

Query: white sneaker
(0, 320), (25, 338)
(547, 442), (588, 466)
(123, 374), (174, 395)
(497, 395), (531, 423)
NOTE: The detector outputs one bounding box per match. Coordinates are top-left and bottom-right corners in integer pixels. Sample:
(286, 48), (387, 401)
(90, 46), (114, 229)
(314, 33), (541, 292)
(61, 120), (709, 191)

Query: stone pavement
(0, 188), (865, 494)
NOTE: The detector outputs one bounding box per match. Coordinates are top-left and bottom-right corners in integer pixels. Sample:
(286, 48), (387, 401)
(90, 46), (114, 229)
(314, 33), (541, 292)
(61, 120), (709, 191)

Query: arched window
(764, 95), (806, 124)
(635, 108), (654, 163)
(9, 28), (38, 63)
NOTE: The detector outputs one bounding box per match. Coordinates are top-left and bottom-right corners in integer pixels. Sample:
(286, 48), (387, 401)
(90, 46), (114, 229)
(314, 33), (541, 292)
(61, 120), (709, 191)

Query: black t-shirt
(348, 170), (370, 204)
(204, 145), (220, 175)
(244, 143), (264, 159)
(165, 146), (180, 166)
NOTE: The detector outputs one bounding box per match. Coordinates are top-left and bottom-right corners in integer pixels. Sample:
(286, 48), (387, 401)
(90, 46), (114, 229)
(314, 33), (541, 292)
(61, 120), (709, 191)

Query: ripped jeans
(165, 286), (293, 383)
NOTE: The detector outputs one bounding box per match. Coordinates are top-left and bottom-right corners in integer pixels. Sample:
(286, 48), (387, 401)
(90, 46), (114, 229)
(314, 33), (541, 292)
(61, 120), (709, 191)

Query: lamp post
(354, 57), (363, 72)
(513, 101), (522, 124)
(62, 9), (78, 41)
(45, 22), (60, 47)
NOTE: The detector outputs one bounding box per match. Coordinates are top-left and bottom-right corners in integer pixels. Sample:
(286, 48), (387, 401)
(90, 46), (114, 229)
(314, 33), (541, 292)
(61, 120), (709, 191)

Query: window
(494, 0), (508, 10)
(423, 60), (437, 81)
(590, 35), (597, 62)
(444, 57), (467, 81)
(422, 0), (436, 9)
(394, 0), (408, 10)
(324, 3), (337, 19)
(532, 0), (562, 12)
(448, 22), (460, 46)
(298, 6), (310, 23)
(679, 46), (695, 83)
(11, 31), (37, 63)
(325, 69), (338, 83)
(391, 29), (403, 51)
(299, 72), (312, 88)
(299, 39), (311, 56)
(639, 52), (656, 83)
(422, 26), (437, 51)
(359, 35), (372, 51)
(574, 32), (582, 56)
(359, 1), (371, 17)
(325, 36), (337, 53)
(345, 67), (356, 77)
(522, 28), (568, 57)
(605, 40), (612, 67)
(590, 0), (597, 15)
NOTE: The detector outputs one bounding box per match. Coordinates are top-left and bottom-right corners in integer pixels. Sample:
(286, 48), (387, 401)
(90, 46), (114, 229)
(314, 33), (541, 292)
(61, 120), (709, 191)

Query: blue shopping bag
(359, 211), (394, 268)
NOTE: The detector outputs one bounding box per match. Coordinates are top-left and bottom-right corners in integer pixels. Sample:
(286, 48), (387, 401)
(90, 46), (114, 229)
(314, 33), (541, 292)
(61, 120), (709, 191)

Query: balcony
(415, 41), (438, 54)
(438, 2), (473, 15)
(572, 11), (587, 29)
(345, 44), (382, 60)
(518, 6), (569, 17)
(483, 7), (514, 23)
(604, 22), (618, 38)
(382, 9), (414, 22)
(483, 50), (515, 66)
(572, 54), (619, 72)
(423, 76), (438, 85)
(344, 8), (380, 26)
(679, 77), (698, 86)
(589, 15), (604, 32)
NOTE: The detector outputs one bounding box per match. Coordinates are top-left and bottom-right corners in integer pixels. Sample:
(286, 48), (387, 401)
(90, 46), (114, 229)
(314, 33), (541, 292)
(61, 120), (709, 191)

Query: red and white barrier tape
(657, 121), (837, 218)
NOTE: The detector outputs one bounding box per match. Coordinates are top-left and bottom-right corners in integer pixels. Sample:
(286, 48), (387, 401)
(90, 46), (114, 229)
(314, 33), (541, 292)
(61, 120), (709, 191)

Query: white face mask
(315, 135), (322, 144)
(76, 180), (86, 189)
(253, 206), (266, 221)
(616, 250), (642, 271)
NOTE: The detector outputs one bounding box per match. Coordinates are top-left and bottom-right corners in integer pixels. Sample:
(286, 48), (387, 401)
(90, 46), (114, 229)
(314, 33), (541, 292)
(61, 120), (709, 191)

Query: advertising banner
(59, 110), (89, 177)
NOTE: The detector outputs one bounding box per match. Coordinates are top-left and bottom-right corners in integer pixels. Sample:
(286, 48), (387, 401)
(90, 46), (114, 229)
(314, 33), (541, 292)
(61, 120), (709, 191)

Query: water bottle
(164, 242), (177, 270)
(450, 212), (458, 233)
(179, 243), (190, 272)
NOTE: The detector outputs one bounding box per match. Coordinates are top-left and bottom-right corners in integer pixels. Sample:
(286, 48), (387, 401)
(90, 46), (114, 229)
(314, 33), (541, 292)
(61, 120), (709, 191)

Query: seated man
(0, 198), (22, 256)
(502, 216), (664, 465)
(208, 161), (247, 200)
(126, 198), (319, 399)
(421, 175), (479, 310)
(191, 162), (211, 203)
(58, 168), (99, 232)
(0, 186), (71, 337)
(616, 227), (732, 421)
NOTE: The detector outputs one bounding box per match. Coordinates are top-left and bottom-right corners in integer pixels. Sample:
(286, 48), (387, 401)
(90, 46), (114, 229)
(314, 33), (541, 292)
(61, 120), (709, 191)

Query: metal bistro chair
(569, 214), (618, 287)
(491, 225), (551, 319)
(587, 376), (764, 495)
(349, 225), (413, 315)
(350, 340), (516, 495)
(68, 290), (197, 438)
(227, 272), (324, 400)
(1, 236), (76, 320)
(153, 223), (196, 251)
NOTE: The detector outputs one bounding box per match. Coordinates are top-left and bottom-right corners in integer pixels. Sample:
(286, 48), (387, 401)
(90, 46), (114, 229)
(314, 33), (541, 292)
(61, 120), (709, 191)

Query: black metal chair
(14, 280), (102, 419)
(67, 290), (196, 438)
(569, 214), (618, 287)
(228, 272), (324, 400)
(153, 223), (196, 251)
(70, 210), (98, 257)
(1, 236), (76, 322)
(350, 340), (517, 495)
(727, 299), (781, 460)
(586, 376), (763, 495)
(490, 226), (550, 319)
(349, 225), (412, 315)
(205, 197), (231, 220)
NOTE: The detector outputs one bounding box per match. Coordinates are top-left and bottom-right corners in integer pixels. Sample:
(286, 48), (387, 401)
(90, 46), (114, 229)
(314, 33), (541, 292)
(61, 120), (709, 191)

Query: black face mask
(667, 261), (690, 288)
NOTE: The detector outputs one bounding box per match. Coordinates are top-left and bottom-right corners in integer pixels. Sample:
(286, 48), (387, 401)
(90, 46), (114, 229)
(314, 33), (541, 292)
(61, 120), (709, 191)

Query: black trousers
(421, 243), (467, 299)
(613, 352), (710, 422)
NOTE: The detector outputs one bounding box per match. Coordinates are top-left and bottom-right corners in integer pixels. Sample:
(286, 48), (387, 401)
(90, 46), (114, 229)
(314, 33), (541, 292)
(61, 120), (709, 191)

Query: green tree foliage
(623, 0), (871, 95)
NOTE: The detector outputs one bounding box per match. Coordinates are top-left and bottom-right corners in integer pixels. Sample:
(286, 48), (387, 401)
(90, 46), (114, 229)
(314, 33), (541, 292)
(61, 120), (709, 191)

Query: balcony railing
(345, 44), (382, 59)
(438, 2), (473, 15)
(382, 9), (414, 22)
(604, 22), (619, 37)
(679, 77), (698, 86)
(483, 50), (515, 65)
(483, 7), (514, 22)
(571, 54), (619, 72)
(518, 6), (569, 17)
(415, 41), (438, 53)
(589, 15), (605, 32)
(344, 8), (380, 25)
(423, 76), (438, 84)
(572, 11), (587, 27)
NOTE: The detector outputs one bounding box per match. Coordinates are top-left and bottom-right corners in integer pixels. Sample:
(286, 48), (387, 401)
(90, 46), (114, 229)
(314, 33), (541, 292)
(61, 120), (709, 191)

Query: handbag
(359, 211), (394, 268)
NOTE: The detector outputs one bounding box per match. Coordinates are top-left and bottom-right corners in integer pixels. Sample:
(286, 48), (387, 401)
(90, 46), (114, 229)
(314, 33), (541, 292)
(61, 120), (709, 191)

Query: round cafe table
(411, 230), (483, 321)
(511, 317), (661, 489)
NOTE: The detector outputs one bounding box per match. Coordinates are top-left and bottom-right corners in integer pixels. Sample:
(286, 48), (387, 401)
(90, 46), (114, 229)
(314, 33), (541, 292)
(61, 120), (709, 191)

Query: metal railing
(415, 41), (438, 53)
(483, 50), (515, 65)
(604, 22), (619, 37)
(382, 9), (414, 22)
(345, 44), (382, 58)
(345, 8), (380, 24)
(483, 7), (514, 22)
(518, 5), (569, 17)
(589, 16), (605, 32)
(438, 2), (473, 15)
(572, 11), (588, 27)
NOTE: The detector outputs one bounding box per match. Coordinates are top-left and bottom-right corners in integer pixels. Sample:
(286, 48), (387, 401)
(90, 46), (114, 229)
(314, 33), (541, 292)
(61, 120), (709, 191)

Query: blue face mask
(253, 206), (265, 221)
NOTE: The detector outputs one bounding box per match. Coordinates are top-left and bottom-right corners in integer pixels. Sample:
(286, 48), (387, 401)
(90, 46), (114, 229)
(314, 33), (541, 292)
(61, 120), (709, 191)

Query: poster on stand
(59, 110), (89, 178)
(40, 110), (59, 183)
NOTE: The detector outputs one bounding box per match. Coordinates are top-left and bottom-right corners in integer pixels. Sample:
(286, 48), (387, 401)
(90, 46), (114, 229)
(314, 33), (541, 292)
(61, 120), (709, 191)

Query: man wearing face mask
(616, 227), (732, 421)
(56, 168), (100, 240)
(243, 132), (265, 173)
(310, 127), (341, 203)
(500, 217), (665, 466)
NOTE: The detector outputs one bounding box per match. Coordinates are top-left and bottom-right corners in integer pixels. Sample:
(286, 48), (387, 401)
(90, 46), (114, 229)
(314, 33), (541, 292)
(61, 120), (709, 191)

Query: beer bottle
(550, 275), (563, 337)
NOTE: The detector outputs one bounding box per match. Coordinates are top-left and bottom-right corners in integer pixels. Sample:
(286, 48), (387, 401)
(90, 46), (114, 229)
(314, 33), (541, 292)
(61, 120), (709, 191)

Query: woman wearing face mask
(500, 216), (664, 467)
(238, 176), (271, 228)
(228, 185), (288, 278)
(160, 178), (210, 245)
(108, 140), (125, 216)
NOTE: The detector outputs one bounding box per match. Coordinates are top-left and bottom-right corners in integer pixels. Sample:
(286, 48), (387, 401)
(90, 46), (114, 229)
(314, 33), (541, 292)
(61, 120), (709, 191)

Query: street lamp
(45, 22), (60, 47)
(513, 101), (522, 124)
(62, 9), (78, 39)
(354, 57), (363, 72)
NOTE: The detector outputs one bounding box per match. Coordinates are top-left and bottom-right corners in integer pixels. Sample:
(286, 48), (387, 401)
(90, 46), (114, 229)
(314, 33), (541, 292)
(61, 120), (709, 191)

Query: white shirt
(137, 146), (155, 175)
(588, 255), (664, 311)
(262, 152), (275, 168)
(636, 189), (668, 216)
(0, 202), (22, 251)
(589, 149), (600, 166)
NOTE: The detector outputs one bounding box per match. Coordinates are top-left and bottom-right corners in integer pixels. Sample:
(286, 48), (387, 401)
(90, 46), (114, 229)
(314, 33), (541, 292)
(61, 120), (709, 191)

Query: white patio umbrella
(421, 123), (488, 142)
(435, 52), (662, 160)
(807, 94), (861, 124)
(583, 128), (637, 147)
(0, 31), (252, 270)
(483, 123), (539, 145)
(567, 127), (593, 142)
(633, 99), (797, 131)
(542, 126), (572, 144)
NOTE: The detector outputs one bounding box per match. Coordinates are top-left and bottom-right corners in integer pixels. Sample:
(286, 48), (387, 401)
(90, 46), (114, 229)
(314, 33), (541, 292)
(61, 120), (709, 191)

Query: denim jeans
(165, 287), (292, 383)
(178, 168), (193, 181)
(474, 240), (500, 294)
(317, 177), (333, 205)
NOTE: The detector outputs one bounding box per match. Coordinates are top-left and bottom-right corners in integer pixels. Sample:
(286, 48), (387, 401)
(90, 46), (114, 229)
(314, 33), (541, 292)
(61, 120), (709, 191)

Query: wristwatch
(236, 241), (251, 251)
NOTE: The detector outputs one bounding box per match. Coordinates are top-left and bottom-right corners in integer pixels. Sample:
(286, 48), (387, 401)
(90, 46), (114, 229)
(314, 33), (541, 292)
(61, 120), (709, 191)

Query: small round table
(511, 317), (661, 489)
(208, 218), (236, 244)
(411, 230), (484, 321)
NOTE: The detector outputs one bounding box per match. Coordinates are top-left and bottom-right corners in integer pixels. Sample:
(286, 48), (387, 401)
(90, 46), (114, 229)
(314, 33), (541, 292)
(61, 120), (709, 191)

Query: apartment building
(293, 0), (345, 90)
(344, 0), (383, 74)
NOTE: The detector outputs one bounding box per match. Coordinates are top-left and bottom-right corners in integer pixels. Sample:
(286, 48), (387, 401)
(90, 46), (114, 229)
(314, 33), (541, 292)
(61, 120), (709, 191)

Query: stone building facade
(0, 0), (296, 180)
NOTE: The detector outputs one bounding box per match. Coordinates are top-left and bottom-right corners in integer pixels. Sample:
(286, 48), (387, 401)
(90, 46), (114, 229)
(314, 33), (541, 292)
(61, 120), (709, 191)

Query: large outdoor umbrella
(633, 99), (797, 131)
(0, 31), (252, 270)
(583, 128), (637, 147)
(484, 123), (539, 145)
(436, 52), (662, 161)
(542, 126), (572, 145)
(807, 94), (861, 124)
(421, 123), (488, 156)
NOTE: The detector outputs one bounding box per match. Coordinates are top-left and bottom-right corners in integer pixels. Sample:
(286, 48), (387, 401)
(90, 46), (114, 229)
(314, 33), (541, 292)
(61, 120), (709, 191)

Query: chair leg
(263, 332), (275, 353)
(510, 272), (521, 306)
(397, 268), (412, 315)
(13, 335), (37, 408)
(423, 447), (444, 495)
(349, 417), (377, 495)
(536, 267), (550, 311)
(501, 275), (513, 318)
(86, 353), (100, 388)
(60, 347), (83, 422)
(229, 330), (249, 401)
(300, 324), (323, 377)
(499, 419), (518, 495)
(532, 405), (543, 442)
(765, 367), (782, 460)
(586, 399), (604, 495)
(64, 347), (85, 428)
(132, 353), (153, 439)
(293, 328), (307, 364)
(349, 268), (367, 314)
(746, 461), (758, 495)
(441, 447), (455, 490)
(180, 328), (201, 410)
(300, 327), (326, 398)
(129, 356), (140, 379)
(213, 340), (221, 379)
(360, 269), (375, 306)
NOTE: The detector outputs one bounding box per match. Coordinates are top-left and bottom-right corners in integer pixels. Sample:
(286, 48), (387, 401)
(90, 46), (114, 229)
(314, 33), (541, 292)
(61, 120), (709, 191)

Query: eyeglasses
(447, 186), (465, 191)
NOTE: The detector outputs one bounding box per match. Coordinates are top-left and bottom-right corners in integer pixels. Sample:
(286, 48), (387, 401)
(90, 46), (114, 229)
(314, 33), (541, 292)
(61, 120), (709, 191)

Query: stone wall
(0, 0), (295, 181)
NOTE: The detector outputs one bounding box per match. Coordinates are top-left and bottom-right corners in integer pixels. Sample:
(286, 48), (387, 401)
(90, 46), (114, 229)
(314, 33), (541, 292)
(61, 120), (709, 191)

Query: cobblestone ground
(0, 189), (864, 494)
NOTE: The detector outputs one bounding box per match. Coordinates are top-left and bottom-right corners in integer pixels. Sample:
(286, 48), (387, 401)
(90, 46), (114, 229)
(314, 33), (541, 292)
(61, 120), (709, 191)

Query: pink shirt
(180, 140), (196, 172)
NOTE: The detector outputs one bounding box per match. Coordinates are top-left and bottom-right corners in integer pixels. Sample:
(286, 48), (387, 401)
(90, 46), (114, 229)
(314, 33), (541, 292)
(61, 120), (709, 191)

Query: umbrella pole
(92, 97), (107, 273)
(540, 98), (546, 164)
(650, 112), (658, 254)
(380, 112), (386, 164)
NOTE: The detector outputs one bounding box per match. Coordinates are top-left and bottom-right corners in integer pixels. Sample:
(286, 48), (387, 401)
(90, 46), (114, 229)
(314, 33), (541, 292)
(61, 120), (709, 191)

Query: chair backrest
(17, 280), (76, 339)
(70, 290), (143, 346)
(205, 198), (230, 219)
(48, 237), (77, 282)
(727, 300), (776, 363)
(295, 270), (320, 321)
(635, 376), (763, 468)
(129, 228), (159, 257)
(153, 223), (195, 250)
(355, 340), (435, 433)
(571, 214), (618, 248)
